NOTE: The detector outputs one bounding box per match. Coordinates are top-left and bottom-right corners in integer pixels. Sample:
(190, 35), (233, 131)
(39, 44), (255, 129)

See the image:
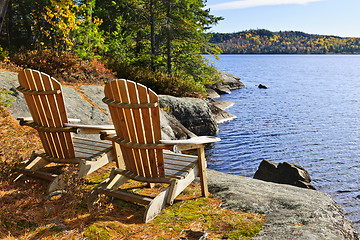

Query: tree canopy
(0, 0), (223, 97)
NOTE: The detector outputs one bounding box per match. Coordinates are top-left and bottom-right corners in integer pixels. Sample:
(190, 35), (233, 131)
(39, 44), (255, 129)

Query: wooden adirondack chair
(15, 69), (122, 193)
(95, 79), (220, 222)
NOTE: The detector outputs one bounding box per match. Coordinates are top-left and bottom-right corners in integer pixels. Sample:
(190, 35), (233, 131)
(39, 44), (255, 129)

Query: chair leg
(48, 166), (76, 193)
(144, 187), (170, 223)
(197, 147), (209, 197)
(112, 143), (125, 169)
(92, 168), (129, 193)
(77, 152), (113, 178)
(166, 180), (178, 205)
(14, 152), (50, 182)
(105, 172), (129, 190)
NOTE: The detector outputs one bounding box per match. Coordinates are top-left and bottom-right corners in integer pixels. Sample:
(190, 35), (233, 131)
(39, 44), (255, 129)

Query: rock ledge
(207, 169), (359, 240)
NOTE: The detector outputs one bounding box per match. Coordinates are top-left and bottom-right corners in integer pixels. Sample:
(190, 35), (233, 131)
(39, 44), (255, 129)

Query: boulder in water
(253, 159), (316, 190)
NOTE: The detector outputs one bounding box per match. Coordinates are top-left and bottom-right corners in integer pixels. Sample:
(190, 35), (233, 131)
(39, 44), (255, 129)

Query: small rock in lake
(258, 84), (269, 89)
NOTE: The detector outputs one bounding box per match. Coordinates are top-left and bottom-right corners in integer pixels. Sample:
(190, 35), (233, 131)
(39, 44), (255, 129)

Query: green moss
(155, 198), (215, 230)
(84, 222), (132, 239)
(84, 224), (111, 240)
(89, 172), (111, 184)
(154, 198), (264, 239)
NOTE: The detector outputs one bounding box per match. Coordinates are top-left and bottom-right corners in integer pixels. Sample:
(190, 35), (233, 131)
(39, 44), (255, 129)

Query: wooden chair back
(17, 69), (75, 159)
(103, 79), (164, 178)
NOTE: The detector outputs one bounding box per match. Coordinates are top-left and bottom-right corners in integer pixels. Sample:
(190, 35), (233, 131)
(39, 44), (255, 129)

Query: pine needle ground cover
(0, 105), (265, 239)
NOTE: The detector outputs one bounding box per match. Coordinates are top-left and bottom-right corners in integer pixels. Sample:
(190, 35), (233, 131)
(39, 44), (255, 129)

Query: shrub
(56, 58), (117, 84)
(107, 60), (205, 97)
(11, 49), (116, 84)
(0, 57), (23, 72)
(12, 49), (77, 76)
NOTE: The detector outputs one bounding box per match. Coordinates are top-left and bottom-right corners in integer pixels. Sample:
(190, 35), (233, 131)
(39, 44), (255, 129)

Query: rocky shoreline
(1, 69), (358, 239)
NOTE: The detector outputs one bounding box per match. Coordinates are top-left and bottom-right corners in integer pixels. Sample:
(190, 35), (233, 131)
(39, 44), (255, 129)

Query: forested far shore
(208, 29), (360, 54)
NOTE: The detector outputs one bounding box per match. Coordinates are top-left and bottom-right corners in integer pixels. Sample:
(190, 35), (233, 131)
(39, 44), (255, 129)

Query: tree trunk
(166, 0), (171, 75)
(0, 0), (10, 34)
(150, 0), (156, 71)
(6, 0), (11, 49)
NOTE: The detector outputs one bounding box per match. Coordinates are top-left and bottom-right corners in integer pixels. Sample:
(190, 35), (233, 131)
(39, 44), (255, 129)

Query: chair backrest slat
(137, 85), (158, 177)
(127, 82), (151, 177)
(104, 80), (136, 173)
(104, 79), (164, 177)
(149, 89), (164, 176)
(18, 69), (75, 159)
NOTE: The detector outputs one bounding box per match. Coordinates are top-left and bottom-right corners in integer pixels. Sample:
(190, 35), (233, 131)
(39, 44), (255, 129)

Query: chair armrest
(160, 136), (220, 151)
(160, 136), (220, 145)
(64, 123), (115, 134)
(68, 118), (81, 123)
(18, 117), (81, 123)
(17, 117), (33, 122)
(100, 129), (116, 136)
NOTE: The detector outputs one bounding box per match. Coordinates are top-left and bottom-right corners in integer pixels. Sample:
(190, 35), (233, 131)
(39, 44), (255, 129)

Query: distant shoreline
(208, 29), (360, 55)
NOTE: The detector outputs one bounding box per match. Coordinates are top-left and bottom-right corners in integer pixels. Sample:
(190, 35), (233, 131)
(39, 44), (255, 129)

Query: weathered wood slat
(105, 80), (136, 174)
(138, 83), (158, 177)
(197, 147), (209, 197)
(19, 121), (78, 133)
(17, 168), (58, 181)
(73, 145), (112, 155)
(33, 151), (80, 164)
(73, 137), (112, 147)
(103, 97), (158, 109)
(112, 168), (174, 184)
(33, 71), (65, 159)
(19, 70), (53, 156)
(164, 154), (197, 164)
(101, 135), (172, 150)
(164, 163), (194, 172)
(120, 80), (143, 176)
(164, 151), (197, 159)
(149, 89), (164, 177)
(160, 136), (221, 145)
(16, 86), (61, 95)
(164, 169), (188, 179)
(97, 188), (152, 205)
(164, 157), (197, 167)
(164, 158), (196, 167)
(74, 151), (110, 161)
(128, 81), (150, 178)
(73, 136), (113, 144)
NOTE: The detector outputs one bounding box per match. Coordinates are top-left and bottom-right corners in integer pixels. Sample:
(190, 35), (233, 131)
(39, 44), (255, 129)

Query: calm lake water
(205, 54), (360, 229)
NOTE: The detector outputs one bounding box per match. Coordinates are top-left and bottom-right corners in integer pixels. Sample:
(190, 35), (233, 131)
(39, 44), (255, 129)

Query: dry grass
(0, 105), (265, 239)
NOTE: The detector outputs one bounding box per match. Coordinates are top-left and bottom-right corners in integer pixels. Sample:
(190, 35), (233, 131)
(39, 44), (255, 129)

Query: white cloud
(207, 0), (325, 10)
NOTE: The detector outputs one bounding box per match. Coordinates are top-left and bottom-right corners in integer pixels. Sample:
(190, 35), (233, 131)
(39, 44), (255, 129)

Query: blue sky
(205, 0), (360, 37)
